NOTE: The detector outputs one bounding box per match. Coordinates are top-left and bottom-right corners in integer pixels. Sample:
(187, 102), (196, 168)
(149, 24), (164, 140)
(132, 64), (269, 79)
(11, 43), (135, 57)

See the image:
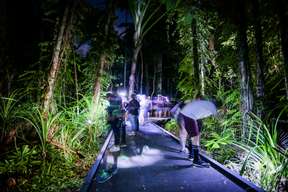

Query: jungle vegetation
(0, 0), (287, 191)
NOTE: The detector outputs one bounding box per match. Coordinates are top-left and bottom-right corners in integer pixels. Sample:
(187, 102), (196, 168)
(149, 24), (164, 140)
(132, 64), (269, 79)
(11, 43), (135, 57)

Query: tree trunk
(140, 50), (144, 94)
(252, 0), (265, 118)
(145, 58), (150, 95)
(151, 62), (157, 97)
(92, 0), (114, 106)
(278, 1), (288, 99)
(128, 46), (141, 97)
(156, 53), (163, 95)
(192, 18), (200, 90)
(237, 7), (253, 137)
(43, 5), (70, 113)
(93, 54), (107, 105)
(200, 58), (205, 96)
(128, 0), (142, 98)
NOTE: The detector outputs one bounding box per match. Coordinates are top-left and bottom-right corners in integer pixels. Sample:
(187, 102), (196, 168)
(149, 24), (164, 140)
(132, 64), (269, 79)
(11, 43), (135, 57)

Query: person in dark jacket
(106, 91), (126, 152)
(126, 93), (140, 135)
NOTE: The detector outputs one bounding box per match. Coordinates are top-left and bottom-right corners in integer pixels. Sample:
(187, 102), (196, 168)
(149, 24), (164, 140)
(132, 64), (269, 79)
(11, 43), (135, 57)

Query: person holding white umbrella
(178, 95), (217, 167)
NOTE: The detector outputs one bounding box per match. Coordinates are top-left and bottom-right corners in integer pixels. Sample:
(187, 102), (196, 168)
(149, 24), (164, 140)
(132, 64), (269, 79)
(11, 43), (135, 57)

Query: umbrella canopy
(180, 100), (217, 120)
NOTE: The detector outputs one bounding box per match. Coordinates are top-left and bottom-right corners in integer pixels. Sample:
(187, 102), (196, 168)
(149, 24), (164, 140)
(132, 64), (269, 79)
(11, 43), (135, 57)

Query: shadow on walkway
(89, 122), (248, 192)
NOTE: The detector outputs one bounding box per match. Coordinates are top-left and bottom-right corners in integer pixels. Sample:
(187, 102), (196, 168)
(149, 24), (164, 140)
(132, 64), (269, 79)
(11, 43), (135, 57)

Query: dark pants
(128, 114), (139, 131)
(111, 119), (126, 145)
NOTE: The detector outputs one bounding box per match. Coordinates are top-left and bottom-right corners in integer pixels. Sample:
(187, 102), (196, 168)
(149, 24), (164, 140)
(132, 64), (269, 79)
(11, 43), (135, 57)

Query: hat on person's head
(131, 93), (137, 99)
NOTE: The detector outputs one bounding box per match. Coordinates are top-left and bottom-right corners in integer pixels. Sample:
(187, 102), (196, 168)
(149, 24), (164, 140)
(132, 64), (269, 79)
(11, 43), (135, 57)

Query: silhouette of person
(106, 89), (126, 152)
(127, 93), (140, 135)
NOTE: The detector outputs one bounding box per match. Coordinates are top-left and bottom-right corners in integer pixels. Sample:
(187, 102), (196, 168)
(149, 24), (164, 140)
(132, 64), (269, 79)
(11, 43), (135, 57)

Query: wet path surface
(89, 122), (246, 192)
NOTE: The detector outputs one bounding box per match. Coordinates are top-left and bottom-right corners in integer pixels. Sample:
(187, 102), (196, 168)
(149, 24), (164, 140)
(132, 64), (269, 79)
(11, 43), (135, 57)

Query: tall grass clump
(0, 90), (22, 140)
(19, 107), (61, 158)
(55, 95), (108, 157)
(229, 113), (287, 191)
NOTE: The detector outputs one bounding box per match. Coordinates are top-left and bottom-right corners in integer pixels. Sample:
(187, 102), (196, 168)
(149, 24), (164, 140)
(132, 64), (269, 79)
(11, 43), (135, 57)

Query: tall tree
(237, 2), (253, 137)
(252, 0), (265, 118)
(156, 53), (163, 94)
(128, 0), (146, 97)
(43, 2), (72, 113)
(128, 0), (176, 98)
(191, 17), (200, 92)
(277, 0), (288, 99)
(92, 0), (115, 107)
(140, 50), (144, 94)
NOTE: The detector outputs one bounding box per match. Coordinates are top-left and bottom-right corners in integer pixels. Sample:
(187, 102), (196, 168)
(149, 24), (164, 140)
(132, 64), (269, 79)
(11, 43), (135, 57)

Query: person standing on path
(139, 95), (151, 125)
(106, 90), (126, 152)
(127, 93), (140, 135)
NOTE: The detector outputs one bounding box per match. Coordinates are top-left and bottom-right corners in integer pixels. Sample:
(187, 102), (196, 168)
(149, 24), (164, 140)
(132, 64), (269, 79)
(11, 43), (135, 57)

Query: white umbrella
(180, 100), (217, 120)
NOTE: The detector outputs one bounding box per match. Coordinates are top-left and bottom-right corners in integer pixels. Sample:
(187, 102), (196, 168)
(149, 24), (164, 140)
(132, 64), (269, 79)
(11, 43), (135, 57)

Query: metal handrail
(80, 130), (113, 192)
(152, 122), (265, 192)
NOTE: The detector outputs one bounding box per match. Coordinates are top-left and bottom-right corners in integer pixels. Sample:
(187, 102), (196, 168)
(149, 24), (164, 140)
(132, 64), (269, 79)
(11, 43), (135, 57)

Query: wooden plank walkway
(85, 122), (260, 192)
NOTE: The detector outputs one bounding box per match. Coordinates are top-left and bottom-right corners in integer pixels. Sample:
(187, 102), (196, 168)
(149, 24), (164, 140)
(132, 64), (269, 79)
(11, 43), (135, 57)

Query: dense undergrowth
(0, 92), (109, 192)
(164, 90), (288, 191)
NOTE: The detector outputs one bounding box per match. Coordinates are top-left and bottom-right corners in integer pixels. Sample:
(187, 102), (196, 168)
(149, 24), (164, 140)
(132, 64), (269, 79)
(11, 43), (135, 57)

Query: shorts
(178, 113), (201, 137)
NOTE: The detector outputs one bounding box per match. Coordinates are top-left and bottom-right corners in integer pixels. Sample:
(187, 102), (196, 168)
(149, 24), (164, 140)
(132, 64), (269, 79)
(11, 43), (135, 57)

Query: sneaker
(193, 160), (210, 168)
(95, 170), (112, 183)
(110, 145), (120, 152)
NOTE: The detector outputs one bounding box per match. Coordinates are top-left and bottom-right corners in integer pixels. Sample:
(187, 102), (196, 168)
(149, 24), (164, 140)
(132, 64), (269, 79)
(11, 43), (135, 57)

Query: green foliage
(230, 113), (287, 191)
(0, 145), (41, 176)
(0, 90), (23, 139)
(56, 95), (108, 155)
(164, 119), (178, 135)
(204, 129), (234, 151)
(0, 1), (118, 191)
(201, 89), (240, 162)
(175, 8), (219, 99)
(25, 160), (83, 192)
(19, 107), (61, 158)
(0, 145), (89, 192)
(203, 127), (235, 163)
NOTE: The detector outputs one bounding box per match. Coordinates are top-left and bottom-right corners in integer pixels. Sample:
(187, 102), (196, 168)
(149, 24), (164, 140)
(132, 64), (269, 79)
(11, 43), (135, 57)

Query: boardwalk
(84, 122), (261, 192)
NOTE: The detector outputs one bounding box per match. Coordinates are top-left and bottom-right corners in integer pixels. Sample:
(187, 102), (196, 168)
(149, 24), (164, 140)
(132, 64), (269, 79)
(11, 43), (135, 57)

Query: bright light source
(117, 89), (127, 97)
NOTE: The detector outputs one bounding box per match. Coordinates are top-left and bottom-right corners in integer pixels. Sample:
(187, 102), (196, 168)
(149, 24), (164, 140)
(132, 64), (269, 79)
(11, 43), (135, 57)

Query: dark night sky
(77, 0), (133, 56)
(86, 0), (132, 34)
